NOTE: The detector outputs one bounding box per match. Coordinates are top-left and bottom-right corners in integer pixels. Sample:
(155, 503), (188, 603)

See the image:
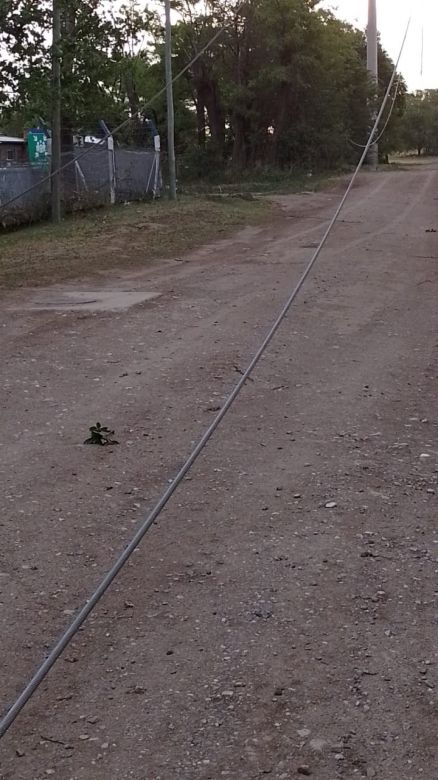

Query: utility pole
(51, 0), (62, 222)
(367, 0), (379, 169)
(164, 0), (177, 199)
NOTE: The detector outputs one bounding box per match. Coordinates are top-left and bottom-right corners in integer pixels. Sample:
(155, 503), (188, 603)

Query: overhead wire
(0, 15), (412, 740)
(349, 76), (402, 149)
(350, 0), (420, 152)
(372, 77), (402, 145)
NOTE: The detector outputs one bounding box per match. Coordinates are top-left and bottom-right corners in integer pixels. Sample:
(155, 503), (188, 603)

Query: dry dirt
(0, 165), (437, 780)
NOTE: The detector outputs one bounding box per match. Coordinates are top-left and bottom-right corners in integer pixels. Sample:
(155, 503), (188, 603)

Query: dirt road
(1, 165), (437, 780)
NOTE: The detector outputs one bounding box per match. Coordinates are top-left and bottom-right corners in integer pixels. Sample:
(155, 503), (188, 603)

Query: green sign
(27, 129), (48, 165)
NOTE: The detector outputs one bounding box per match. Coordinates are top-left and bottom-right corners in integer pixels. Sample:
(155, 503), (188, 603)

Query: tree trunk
(195, 97), (206, 148)
(232, 114), (247, 169)
(123, 65), (140, 117)
(201, 82), (225, 155)
(271, 89), (289, 167)
(191, 60), (225, 156)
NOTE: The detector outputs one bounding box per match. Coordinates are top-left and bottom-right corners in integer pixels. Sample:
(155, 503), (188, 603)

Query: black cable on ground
(0, 17), (411, 741)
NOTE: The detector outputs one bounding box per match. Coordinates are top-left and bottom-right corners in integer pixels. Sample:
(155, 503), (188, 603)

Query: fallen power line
(0, 17), (411, 741)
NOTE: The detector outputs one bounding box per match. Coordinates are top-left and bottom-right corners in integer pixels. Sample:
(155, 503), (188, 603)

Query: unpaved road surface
(1, 166), (437, 780)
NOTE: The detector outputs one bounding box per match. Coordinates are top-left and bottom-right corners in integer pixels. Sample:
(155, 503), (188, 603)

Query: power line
(371, 78), (402, 145)
(349, 76), (402, 149)
(0, 15), (411, 741)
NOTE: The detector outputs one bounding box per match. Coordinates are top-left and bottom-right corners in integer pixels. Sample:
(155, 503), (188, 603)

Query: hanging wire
(349, 76), (402, 149)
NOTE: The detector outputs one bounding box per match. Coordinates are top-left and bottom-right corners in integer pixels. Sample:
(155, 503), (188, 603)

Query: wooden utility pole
(164, 0), (177, 199)
(51, 0), (62, 222)
(367, 0), (379, 169)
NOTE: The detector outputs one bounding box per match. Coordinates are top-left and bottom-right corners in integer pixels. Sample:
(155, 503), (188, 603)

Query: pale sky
(320, 0), (435, 90)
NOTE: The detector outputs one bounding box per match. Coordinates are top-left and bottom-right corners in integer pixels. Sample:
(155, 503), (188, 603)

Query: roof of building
(0, 135), (26, 144)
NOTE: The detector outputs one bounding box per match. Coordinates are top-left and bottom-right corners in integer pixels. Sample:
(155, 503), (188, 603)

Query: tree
(0, 0), (51, 130)
(0, 0), (156, 137)
(167, 0), (404, 174)
(0, 0), (408, 177)
(399, 91), (438, 156)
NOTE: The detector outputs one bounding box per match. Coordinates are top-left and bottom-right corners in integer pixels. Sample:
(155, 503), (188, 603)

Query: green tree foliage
(399, 91), (438, 156)
(0, 0), (406, 175)
(169, 0), (405, 174)
(0, 0), (156, 135)
(0, 0), (51, 129)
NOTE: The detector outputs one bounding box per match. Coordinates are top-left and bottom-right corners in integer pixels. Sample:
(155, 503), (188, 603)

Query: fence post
(153, 133), (161, 199)
(100, 120), (116, 205)
(107, 135), (116, 205)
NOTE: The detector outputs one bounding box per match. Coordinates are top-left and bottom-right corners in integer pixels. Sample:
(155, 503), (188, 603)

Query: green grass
(180, 168), (344, 196)
(0, 195), (269, 290)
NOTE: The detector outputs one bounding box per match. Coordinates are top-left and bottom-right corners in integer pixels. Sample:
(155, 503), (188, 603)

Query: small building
(0, 135), (28, 165)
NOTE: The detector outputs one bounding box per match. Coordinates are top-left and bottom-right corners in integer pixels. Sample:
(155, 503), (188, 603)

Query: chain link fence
(0, 145), (161, 228)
